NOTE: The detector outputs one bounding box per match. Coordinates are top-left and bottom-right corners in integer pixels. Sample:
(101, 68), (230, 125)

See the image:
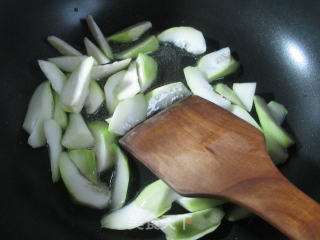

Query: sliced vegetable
(214, 83), (246, 109)
(184, 66), (231, 109)
(84, 37), (110, 64)
(264, 133), (289, 165)
(107, 21), (152, 43)
(116, 61), (141, 101)
(108, 94), (147, 135)
(53, 92), (68, 129)
(229, 105), (261, 130)
(267, 101), (288, 125)
(88, 121), (117, 172)
(136, 53), (158, 92)
(151, 208), (224, 240)
(59, 152), (110, 209)
(23, 81), (54, 134)
(47, 36), (82, 56)
(158, 26), (206, 55)
(254, 96), (294, 148)
(92, 58), (131, 81)
(86, 15), (113, 59)
(110, 144), (130, 210)
(62, 113), (94, 149)
(198, 47), (239, 82)
(38, 60), (66, 94)
(232, 82), (256, 112)
(84, 80), (105, 114)
(48, 56), (88, 73)
(145, 82), (191, 116)
(101, 180), (177, 229)
(69, 149), (98, 184)
(115, 35), (159, 60)
(44, 119), (62, 182)
(60, 57), (94, 113)
(226, 205), (252, 222)
(177, 197), (226, 212)
(104, 70), (126, 114)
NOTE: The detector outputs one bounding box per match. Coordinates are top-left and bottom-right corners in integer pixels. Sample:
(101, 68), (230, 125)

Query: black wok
(1, 0), (320, 239)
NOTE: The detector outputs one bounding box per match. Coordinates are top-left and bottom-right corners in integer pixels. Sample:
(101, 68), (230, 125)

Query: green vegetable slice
(69, 149), (98, 184)
(184, 66), (231, 109)
(264, 132), (289, 165)
(92, 58), (131, 81)
(229, 105), (261, 130)
(101, 180), (177, 230)
(214, 83), (246, 109)
(226, 205), (252, 222)
(145, 82), (191, 116)
(62, 113), (94, 149)
(59, 152), (110, 209)
(158, 26), (206, 55)
(60, 57), (94, 113)
(84, 37), (110, 64)
(136, 53), (158, 92)
(267, 100), (288, 125)
(232, 82), (257, 112)
(151, 208), (224, 240)
(44, 119), (62, 182)
(38, 60), (66, 94)
(48, 56), (89, 73)
(177, 197), (226, 212)
(198, 47), (239, 82)
(47, 35), (82, 56)
(107, 21), (152, 43)
(53, 92), (68, 129)
(108, 94), (147, 136)
(86, 15), (113, 59)
(115, 35), (159, 60)
(110, 144), (130, 210)
(88, 121), (117, 172)
(84, 80), (105, 114)
(254, 96), (294, 148)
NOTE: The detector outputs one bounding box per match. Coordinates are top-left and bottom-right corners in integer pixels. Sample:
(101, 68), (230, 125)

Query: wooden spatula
(120, 96), (320, 240)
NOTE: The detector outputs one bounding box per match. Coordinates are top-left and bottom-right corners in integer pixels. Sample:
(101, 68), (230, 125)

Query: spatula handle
(220, 168), (320, 240)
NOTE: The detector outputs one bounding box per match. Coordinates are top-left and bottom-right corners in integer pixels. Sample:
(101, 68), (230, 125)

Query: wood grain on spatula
(120, 96), (320, 240)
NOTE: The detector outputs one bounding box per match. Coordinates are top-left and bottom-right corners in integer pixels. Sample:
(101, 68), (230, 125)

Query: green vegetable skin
(101, 180), (177, 230)
(115, 35), (159, 59)
(254, 96), (294, 148)
(151, 208), (224, 240)
(69, 149), (98, 184)
(53, 92), (68, 129)
(177, 197), (226, 212)
(136, 53), (158, 92)
(107, 21), (152, 43)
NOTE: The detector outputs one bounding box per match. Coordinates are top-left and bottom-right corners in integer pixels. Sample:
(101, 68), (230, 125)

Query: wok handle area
(219, 167), (320, 240)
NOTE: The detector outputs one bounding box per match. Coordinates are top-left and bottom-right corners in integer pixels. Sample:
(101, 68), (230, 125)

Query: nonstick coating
(1, 0), (320, 239)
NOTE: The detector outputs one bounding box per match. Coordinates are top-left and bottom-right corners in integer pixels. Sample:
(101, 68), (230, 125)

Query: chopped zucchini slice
(267, 100), (288, 125)
(158, 26), (206, 55)
(92, 58), (131, 81)
(84, 37), (110, 64)
(47, 35), (82, 56)
(62, 113), (94, 149)
(107, 21), (152, 42)
(264, 132), (289, 165)
(226, 205), (252, 222)
(146, 82), (191, 116)
(60, 57), (94, 113)
(254, 96), (294, 148)
(184, 66), (231, 109)
(198, 47), (239, 81)
(69, 149), (98, 184)
(84, 80), (105, 114)
(177, 197), (226, 212)
(38, 60), (66, 94)
(53, 92), (68, 129)
(232, 82), (257, 112)
(59, 152), (110, 209)
(115, 35), (159, 59)
(151, 208), (224, 240)
(108, 94), (147, 136)
(229, 105), (261, 131)
(214, 83), (246, 109)
(48, 56), (89, 73)
(136, 53), (158, 92)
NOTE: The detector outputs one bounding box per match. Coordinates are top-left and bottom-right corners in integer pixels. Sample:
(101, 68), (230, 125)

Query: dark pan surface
(1, 0), (320, 239)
